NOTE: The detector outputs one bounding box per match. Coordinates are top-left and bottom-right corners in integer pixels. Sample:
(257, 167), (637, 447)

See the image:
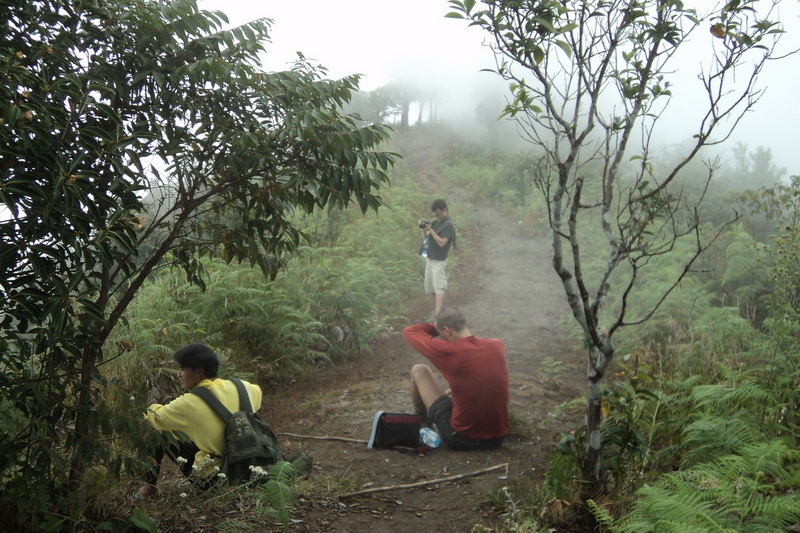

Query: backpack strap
(190, 385), (233, 422)
(190, 379), (254, 420)
(232, 378), (253, 413)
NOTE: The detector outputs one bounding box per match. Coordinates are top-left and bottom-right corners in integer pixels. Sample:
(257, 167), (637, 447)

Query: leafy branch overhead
(1, 0), (396, 527)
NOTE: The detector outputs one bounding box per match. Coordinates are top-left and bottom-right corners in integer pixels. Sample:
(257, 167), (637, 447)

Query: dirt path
(264, 205), (586, 532)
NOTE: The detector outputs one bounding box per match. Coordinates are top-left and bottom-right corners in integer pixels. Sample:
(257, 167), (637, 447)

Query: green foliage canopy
(0, 0), (395, 527)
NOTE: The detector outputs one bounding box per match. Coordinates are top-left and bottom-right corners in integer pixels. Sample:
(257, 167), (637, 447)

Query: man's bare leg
(434, 292), (445, 316)
(410, 364), (445, 420)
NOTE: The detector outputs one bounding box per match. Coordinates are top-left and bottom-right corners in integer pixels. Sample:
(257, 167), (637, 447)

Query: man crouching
(137, 343), (262, 499)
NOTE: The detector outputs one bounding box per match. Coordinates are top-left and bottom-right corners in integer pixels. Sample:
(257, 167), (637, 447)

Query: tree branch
(339, 463), (509, 500)
(278, 432), (367, 445)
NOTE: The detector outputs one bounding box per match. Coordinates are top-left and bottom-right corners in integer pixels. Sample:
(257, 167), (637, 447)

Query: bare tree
(449, 0), (784, 486)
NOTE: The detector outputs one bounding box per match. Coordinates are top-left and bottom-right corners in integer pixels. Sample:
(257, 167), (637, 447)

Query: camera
(418, 221), (429, 228)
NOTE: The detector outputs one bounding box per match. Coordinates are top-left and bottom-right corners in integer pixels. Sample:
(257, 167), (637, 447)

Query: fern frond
(268, 460), (297, 483)
(681, 415), (761, 466)
(587, 498), (618, 529)
(738, 439), (800, 482)
(255, 479), (295, 532)
(622, 435), (800, 533)
(691, 383), (773, 415)
(620, 483), (728, 532)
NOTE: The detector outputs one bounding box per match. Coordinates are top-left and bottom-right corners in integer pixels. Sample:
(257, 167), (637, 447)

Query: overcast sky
(199, 0), (800, 177)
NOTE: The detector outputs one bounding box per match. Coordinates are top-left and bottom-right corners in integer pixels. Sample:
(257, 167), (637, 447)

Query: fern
(681, 414), (763, 467)
(255, 481), (294, 532)
(691, 383), (772, 415)
(249, 462), (297, 532)
(587, 499), (617, 529)
(619, 437), (800, 532)
(539, 433), (583, 502)
(621, 484), (732, 532)
(721, 230), (770, 301)
(676, 376), (789, 465)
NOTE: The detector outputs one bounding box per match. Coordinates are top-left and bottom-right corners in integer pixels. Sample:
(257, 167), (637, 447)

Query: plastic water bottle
(421, 237), (430, 258)
(419, 427), (441, 448)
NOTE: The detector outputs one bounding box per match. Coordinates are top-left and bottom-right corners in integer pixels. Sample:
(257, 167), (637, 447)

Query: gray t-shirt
(427, 217), (455, 261)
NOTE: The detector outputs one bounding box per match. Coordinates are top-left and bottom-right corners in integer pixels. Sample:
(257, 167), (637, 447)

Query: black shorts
(428, 395), (504, 451)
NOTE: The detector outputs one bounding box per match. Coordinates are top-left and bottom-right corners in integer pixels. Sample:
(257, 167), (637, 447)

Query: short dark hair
(430, 198), (448, 212)
(435, 307), (466, 332)
(172, 343), (219, 378)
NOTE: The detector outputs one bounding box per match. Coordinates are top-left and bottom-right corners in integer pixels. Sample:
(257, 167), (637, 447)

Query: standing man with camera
(418, 198), (456, 321)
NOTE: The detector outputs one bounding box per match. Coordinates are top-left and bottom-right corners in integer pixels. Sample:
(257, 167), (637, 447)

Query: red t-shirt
(403, 323), (509, 439)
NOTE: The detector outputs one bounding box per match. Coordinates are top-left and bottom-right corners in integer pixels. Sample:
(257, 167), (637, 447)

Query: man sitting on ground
(403, 307), (509, 450)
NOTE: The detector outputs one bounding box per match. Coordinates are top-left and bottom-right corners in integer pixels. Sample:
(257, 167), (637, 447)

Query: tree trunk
(582, 368), (603, 485)
(582, 344), (612, 487)
(68, 342), (101, 484)
(400, 103), (409, 130)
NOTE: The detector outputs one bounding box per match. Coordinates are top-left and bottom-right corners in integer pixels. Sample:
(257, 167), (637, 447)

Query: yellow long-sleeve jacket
(145, 378), (263, 476)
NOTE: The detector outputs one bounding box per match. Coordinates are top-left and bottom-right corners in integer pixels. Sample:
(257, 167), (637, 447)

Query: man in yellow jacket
(138, 342), (262, 500)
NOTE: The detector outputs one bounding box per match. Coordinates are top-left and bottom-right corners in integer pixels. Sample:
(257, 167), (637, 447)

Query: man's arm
(427, 218), (454, 248)
(145, 394), (194, 432)
(403, 323), (453, 363)
(427, 226), (449, 247)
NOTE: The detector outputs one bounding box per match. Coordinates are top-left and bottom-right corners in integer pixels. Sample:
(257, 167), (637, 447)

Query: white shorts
(424, 258), (448, 295)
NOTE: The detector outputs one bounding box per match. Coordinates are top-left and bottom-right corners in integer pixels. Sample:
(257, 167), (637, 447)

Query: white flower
(179, 493), (187, 499)
(176, 456), (188, 465)
(217, 472), (227, 479)
(249, 465), (268, 478)
(193, 454), (214, 469)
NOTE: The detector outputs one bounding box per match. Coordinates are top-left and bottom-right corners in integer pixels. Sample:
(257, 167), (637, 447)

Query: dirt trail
(264, 205), (586, 532)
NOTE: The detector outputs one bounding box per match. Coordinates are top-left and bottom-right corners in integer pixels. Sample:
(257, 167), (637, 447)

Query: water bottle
(419, 427), (441, 448)
(420, 237), (430, 258)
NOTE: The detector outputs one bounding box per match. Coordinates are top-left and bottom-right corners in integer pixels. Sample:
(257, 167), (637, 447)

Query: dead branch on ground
(339, 462), (509, 499)
(278, 431), (368, 445)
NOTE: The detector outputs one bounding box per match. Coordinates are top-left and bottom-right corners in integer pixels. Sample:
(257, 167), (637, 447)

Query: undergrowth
(436, 142), (800, 532)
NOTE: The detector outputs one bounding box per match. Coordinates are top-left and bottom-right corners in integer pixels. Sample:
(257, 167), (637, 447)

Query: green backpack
(191, 379), (283, 482)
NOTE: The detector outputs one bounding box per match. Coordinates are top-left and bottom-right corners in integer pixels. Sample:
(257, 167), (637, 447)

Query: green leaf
(555, 39), (573, 57)
(129, 509), (157, 532)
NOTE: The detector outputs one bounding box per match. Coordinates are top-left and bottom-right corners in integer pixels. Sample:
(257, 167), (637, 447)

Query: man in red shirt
(403, 307), (509, 450)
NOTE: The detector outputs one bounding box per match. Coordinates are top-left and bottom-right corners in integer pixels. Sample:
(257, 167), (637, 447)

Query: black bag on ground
(191, 379), (284, 481)
(367, 411), (423, 449)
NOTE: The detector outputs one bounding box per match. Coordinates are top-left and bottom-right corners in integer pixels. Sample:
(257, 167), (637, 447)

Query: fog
(199, 0), (800, 177)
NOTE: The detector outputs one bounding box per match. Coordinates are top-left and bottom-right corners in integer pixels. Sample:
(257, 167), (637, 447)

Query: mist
(198, 0), (800, 179)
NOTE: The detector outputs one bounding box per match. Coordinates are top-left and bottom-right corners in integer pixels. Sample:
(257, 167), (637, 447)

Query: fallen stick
(278, 431), (368, 445)
(339, 462), (509, 499)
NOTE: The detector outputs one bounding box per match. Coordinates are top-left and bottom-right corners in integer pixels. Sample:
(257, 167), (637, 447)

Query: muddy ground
(258, 204), (587, 532)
